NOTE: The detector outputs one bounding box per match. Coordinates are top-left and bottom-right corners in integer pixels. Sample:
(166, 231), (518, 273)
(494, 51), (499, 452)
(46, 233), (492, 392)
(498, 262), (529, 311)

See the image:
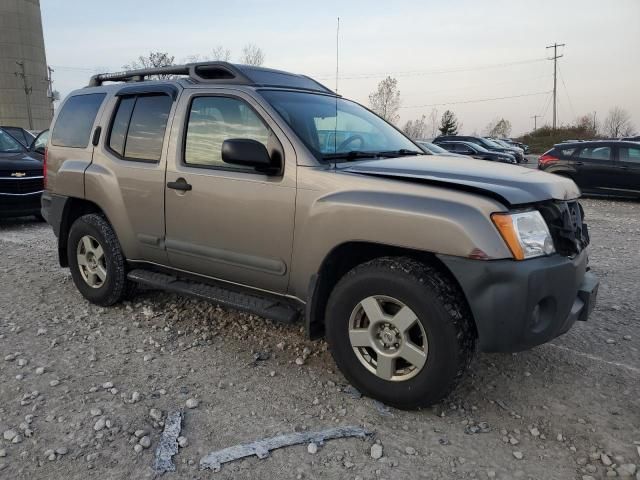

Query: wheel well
(306, 241), (475, 339)
(58, 198), (104, 267)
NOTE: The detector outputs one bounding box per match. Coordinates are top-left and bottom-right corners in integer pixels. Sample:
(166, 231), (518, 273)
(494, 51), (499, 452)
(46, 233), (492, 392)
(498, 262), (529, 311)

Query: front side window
(51, 93), (106, 148)
(107, 94), (172, 162)
(577, 146), (612, 161)
(184, 96), (270, 170)
(619, 146), (640, 164)
(259, 90), (418, 161)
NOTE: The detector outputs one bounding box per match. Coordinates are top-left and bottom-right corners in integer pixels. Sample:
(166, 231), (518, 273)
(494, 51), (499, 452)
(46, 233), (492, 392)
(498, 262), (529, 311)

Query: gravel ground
(0, 198), (638, 480)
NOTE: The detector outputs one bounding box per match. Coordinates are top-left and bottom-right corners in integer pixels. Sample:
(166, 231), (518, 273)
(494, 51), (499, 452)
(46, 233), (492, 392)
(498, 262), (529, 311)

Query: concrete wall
(0, 0), (52, 131)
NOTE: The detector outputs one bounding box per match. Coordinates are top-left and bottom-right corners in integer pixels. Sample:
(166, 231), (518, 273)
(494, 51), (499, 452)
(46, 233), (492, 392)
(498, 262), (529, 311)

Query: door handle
(167, 178), (192, 191)
(574, 161), (583, 166)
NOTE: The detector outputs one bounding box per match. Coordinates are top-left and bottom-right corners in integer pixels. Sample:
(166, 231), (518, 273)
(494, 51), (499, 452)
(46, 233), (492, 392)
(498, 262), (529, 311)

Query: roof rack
(87, 61), (334, 94)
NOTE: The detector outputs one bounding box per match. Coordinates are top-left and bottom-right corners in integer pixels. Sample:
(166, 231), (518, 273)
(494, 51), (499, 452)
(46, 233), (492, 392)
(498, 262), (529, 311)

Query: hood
(0, 151), (43, 172)
(341, 155), (580, 206)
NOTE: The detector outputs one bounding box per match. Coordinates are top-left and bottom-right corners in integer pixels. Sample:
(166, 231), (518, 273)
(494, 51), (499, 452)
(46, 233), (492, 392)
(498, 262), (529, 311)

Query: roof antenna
(333, 16), (340, 157)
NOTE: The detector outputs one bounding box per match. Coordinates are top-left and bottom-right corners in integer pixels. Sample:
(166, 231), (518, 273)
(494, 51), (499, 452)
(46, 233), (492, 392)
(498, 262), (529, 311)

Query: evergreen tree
(438, 110), (459, 135)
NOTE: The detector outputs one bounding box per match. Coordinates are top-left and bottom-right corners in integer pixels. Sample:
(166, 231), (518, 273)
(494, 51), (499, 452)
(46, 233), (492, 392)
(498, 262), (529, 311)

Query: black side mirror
(221, 139), (280, 174)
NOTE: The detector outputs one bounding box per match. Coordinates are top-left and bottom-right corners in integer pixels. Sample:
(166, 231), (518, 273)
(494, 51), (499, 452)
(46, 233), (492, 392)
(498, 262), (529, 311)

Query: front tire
(67, 213), (134, 306)
(325, 257), (476, 409)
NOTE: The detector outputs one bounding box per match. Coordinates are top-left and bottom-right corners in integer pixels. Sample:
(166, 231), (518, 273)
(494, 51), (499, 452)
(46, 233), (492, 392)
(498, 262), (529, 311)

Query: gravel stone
(177, 436), (188, 448)
(185, 398), (199, 409)
(93, 417), (107, 431)
(513, 451), (524, 460)
(371, 443), (383, 460)
(307, 442), (318, 454)
(139, 436), (151, 449)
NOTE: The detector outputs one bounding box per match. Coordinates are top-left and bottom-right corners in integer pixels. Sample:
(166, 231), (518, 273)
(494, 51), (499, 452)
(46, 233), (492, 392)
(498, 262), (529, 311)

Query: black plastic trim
(115, 84), (179, 99)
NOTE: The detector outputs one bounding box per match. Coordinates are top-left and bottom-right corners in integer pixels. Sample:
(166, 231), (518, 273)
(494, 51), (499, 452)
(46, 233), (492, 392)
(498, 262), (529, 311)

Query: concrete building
(0, 0), (52, 131)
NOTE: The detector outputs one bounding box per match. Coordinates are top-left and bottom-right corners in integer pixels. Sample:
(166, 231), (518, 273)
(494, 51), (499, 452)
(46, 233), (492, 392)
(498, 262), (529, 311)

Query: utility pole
(592, 111), (597, 134)
(14, 61), (34, 130)
(546, 42), (565, 131)
(46, 66), (55, 116)
(531, 114), (540, 131)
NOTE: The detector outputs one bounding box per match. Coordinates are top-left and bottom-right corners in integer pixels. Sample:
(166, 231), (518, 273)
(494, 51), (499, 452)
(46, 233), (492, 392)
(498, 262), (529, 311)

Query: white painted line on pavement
(547, 343), (640, 375)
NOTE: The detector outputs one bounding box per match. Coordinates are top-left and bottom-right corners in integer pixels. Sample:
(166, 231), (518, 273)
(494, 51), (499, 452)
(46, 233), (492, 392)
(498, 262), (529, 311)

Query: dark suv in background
(437, 140), (516, 163)
(538, 140), (640, 198)
(434, 135), (525, 163)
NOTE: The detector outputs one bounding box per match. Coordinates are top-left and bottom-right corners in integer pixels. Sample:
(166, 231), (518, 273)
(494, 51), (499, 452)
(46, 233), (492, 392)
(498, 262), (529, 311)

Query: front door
(164, 91), (296, 294)
(616, 144), (640, 195)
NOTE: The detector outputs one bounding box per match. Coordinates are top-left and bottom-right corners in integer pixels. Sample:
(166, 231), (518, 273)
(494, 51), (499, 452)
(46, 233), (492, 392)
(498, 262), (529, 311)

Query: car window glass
(577, 146), (611, 161)
(108, 96), (136, 157)
(124, 95), (173, 161)
(559, 147), (576, 157)
(619, 146), (640, 164)
(0, 129), (25, 153)
(33, 130), (49, 150)
(4, 127), (27, 146)
(184, 96), (270, 170)
(51, 93), (106, 148)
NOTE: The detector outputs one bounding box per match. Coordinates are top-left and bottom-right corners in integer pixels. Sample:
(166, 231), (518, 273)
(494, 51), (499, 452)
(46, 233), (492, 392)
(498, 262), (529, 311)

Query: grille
(539, 200), (590, 257)
(0, 177), (44, 195)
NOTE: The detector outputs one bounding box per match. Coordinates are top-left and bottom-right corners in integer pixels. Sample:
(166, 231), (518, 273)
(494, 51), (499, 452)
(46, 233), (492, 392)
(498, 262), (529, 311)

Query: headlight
(491, 211), (555, 260)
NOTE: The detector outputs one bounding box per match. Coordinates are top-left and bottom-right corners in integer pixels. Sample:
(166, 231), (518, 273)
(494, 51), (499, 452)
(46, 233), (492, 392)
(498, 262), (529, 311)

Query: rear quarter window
(51, 93), (106, 148)
(557, 147), (576, 158)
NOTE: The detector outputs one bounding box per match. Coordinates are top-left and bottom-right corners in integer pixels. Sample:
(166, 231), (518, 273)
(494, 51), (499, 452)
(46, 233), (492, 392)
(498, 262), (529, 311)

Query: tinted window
(108, 97), (136, 157)
(124, 95), (173, 161)
(0, 129), (25, 153)
(51, 93), (105, 148)
(184, 96), (270, 170)
(558, 147), (576, 157)
(33, 130), (49, 150)
(577, 146), (611, 161)
(4, 127), (28, 146)
(619, 146), (640, 164)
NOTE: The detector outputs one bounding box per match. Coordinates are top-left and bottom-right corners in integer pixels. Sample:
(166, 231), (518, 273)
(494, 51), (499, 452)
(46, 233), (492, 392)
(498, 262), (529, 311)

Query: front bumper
(0, 192), (42, 218)
(438, 250), (598, 352)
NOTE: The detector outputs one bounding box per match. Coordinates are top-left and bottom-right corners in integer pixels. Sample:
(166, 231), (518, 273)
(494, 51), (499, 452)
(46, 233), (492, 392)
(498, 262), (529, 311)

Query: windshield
(0, 129), (26, 153)
(481, 138), (503, 148)
(260, 90), (420, 161)
(421, 142), (449, 154)
(466, 142), (489, 153)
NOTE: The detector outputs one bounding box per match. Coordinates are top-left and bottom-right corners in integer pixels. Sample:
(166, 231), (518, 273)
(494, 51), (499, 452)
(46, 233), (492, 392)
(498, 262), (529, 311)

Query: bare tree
(123, 51), (175, 79)
(428, 108), (439, 138)
(602, 106), (635, 138)
(240, 44), (265, 66)
(484, 118), (512, 138)
(211, 46), (232, 62)
(402, 115), (427, 139)
(369, 76), (401, 124)
(576, 114), (598, 137)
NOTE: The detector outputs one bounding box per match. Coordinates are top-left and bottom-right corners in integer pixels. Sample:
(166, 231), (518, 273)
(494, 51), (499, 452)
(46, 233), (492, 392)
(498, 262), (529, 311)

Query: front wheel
(67, 213), (134, 306)
(325, 257), (476, 409)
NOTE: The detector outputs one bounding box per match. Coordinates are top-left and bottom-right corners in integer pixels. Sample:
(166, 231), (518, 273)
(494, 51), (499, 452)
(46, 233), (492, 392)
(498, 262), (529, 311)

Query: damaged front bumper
(438, 249), (598, 353)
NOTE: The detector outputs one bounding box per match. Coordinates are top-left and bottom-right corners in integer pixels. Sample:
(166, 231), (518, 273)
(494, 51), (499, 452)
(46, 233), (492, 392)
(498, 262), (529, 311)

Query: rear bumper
(0, 192), (42, 218)
(438, 250), (598, 352)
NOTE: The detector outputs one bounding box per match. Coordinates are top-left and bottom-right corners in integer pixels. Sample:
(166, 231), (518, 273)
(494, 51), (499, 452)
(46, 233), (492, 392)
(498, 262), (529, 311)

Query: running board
(127, 269), (300, 324)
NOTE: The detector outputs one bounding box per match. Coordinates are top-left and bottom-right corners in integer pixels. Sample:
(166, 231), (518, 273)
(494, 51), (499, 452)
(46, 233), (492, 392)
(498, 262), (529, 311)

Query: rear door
(616, 144), (640, 195)
(86, 86), (178, 264)
(573, 144), (618, 192)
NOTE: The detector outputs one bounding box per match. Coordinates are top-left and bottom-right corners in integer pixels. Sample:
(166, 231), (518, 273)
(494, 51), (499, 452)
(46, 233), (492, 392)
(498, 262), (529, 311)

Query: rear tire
(325, 257), (476, 409)
(67, 213), (134, 306)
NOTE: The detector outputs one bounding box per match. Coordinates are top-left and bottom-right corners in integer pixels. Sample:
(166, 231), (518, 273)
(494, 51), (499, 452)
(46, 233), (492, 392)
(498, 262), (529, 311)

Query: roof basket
(87, 61), (335, 94)
(88, 62), (252, 87)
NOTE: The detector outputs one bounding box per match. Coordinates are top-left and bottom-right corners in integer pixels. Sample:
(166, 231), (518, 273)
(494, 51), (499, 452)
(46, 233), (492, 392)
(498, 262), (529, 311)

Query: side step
(127, 269), (300, 324)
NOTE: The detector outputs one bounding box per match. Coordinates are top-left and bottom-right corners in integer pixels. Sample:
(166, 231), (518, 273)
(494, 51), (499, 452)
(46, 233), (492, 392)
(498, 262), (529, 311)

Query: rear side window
(557, 147), (576, 158)
(107, 94), (173, 162)
(619, 146), (640, 164)
(51, 93), (106, 148)
(577, 146), (611, 161)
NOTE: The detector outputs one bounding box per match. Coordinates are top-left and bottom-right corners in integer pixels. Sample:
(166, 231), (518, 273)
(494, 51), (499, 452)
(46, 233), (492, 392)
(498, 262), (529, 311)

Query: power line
(313, 57), (548, 80)
(557, 63), (576, 120)
(400, 90), (551, 109)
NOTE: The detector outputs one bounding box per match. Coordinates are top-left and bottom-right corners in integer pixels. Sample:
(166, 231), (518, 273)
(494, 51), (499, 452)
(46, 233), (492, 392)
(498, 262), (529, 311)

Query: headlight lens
(492, 211), (555, 260)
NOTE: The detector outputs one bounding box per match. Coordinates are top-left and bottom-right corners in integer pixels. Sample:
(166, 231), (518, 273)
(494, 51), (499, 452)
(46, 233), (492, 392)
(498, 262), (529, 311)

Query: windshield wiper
(323, 149), (423, 161)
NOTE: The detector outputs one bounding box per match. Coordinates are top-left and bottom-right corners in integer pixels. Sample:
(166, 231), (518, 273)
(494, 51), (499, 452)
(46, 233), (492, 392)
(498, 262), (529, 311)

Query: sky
(41, 0), (640, 137)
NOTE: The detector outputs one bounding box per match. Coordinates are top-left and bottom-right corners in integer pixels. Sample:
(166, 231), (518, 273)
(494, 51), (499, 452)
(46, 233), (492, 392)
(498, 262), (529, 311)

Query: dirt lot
(0, 198), (638, 480)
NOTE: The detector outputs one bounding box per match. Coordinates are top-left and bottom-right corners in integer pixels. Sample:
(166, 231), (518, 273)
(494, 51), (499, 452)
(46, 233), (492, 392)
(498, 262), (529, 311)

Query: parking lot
(0, 197), (638, 480)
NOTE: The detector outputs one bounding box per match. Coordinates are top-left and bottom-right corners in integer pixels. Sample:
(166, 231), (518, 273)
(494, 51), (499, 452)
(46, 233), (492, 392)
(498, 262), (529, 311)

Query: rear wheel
(67, 214), (134, 306)
(325, 257), (476, 409)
